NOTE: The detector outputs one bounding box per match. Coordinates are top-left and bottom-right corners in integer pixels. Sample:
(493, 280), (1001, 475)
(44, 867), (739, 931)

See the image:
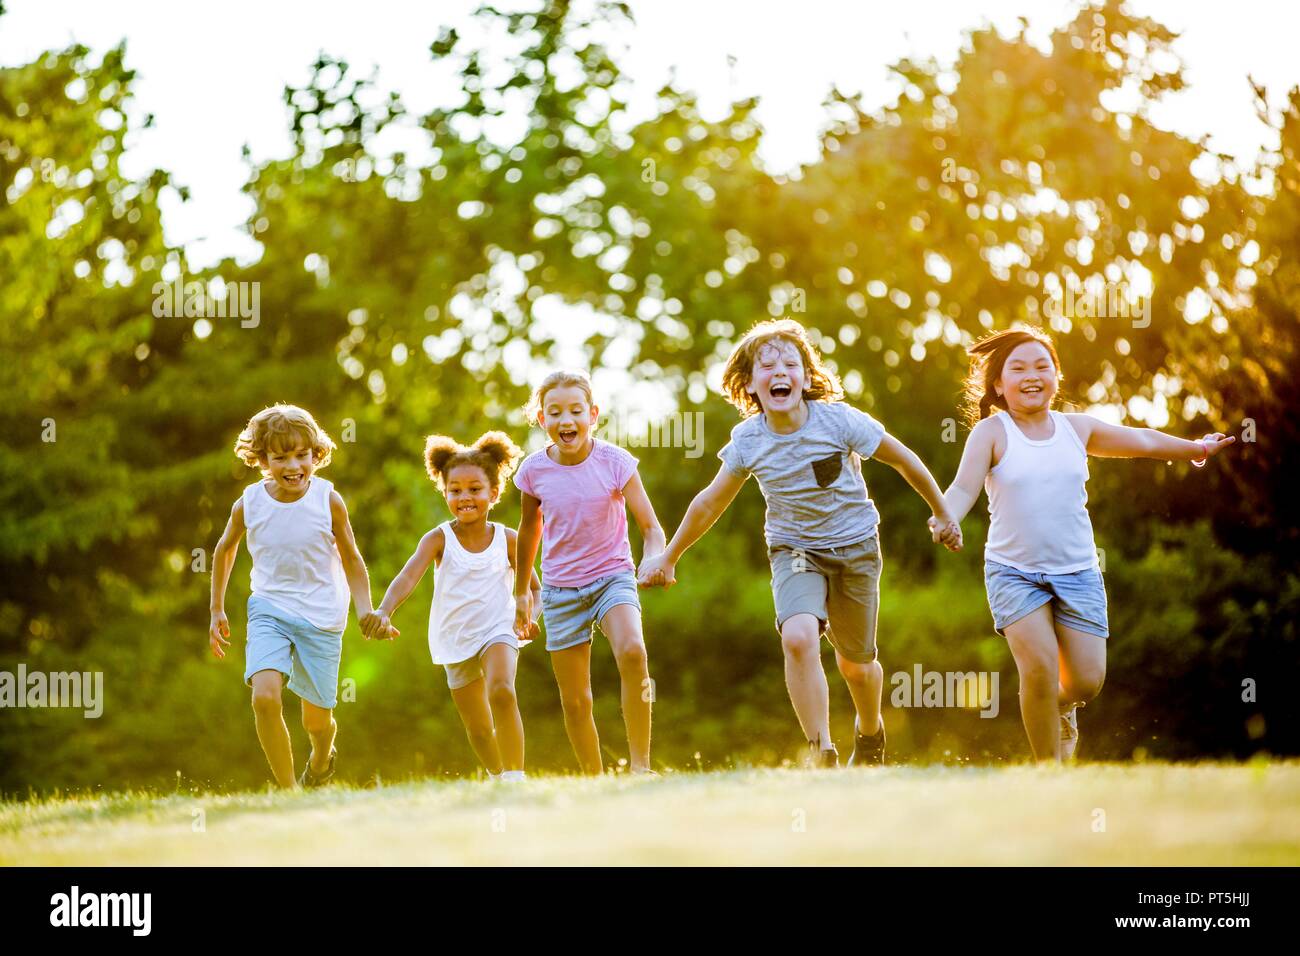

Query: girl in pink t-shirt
(513, 370), (668, 774)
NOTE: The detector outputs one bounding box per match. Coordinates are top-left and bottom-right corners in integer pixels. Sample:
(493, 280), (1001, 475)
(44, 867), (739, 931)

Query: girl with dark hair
(936, 328), (1235, 762)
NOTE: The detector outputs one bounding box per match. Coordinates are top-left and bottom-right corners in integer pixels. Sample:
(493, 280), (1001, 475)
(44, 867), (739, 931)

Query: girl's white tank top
(984, 411), (1099, 574)
(428, 521), (519, 665)
(242, 476), (349, 631)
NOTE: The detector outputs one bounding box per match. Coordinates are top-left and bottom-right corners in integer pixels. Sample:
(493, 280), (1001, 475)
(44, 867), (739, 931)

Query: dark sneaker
(299, 747), (337, 788)
(808, 740), (839, 768)
(848, 719), (886, 766)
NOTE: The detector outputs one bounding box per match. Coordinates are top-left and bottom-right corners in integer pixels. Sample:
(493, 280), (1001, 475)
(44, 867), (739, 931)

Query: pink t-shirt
(514, 438), (639, 588)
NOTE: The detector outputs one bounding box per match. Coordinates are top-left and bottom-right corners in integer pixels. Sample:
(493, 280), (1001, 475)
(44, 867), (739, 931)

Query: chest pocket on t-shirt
(812, 453), (842, 488)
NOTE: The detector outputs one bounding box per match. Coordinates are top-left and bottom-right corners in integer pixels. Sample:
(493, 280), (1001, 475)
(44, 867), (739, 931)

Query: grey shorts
(444, 635), (519, 690)
(768, 535), (882, 664)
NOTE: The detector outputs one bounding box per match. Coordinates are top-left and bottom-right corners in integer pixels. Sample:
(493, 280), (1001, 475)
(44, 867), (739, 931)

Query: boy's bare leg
(781, 614), (833, 751)
(300, 699), (337, 773)
(835, 650), (883, 736)
(250, 669), (295, 788)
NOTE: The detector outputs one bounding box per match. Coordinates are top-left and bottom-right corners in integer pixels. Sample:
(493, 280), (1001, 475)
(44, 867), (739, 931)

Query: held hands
(514, 592), (536, 642)
(209, 611), (231, 659)
(360, 609), (399, 641)
(636, 552), (676, 589)
(927, 514), (963, 552)
(1191, 432), (1236, 468)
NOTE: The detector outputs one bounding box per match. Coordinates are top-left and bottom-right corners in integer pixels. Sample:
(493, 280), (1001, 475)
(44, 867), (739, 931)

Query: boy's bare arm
(209, 498), (246, 659)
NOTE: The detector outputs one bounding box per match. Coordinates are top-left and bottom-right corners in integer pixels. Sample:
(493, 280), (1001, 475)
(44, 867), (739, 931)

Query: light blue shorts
(540, 571), (641, 652)
(984, 560), (1109, 639)
(244, 594), (344, 709)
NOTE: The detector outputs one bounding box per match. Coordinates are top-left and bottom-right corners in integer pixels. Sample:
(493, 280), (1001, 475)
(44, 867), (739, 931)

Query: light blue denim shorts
(984, 560), (1109, 639)
(244, 594), (344, 709)
(540, 571), (641, 652)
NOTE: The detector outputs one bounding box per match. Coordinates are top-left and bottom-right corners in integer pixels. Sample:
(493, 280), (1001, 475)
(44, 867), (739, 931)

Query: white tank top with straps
(428, 521), (518, 665)
(984, 410), (1099, 574)
(242, 476), (349, 631)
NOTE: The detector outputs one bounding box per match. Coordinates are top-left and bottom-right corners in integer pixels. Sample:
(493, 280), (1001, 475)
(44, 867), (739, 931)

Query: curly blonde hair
(424, 430), (524, 496)
(720, 319), (843, 417)
(234, 404), (337, 471)
(524, 369), (595, 423)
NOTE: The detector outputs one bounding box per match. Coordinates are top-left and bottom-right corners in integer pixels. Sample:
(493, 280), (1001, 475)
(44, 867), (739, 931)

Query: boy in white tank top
(209, 405), (382, 788)
(936, 330), (1234, 762)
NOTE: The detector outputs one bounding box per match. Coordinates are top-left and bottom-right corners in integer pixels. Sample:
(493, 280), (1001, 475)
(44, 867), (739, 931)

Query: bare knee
(251, 681), (283, 718)
(614, 639), (647, 676)
(837, 656), (880, 686)
(302, 708), (334, 736)
(561, 689), (594, 720)
(781, 620), (821, 661)
(1017, 656), (1058, 696)
(1065, 667), (1106, 705)
(488, 680), (517, 711)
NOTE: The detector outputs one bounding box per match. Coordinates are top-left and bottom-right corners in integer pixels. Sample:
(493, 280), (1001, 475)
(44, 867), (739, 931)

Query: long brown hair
(962, 328), (1063, 427)
(721, 318), (843, 417)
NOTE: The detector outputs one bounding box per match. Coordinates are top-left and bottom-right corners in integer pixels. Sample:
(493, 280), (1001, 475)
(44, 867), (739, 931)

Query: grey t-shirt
(718, 400), (886, 550)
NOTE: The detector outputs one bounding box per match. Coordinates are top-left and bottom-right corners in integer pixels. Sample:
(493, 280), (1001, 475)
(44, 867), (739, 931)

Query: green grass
(3, 762), (1298, 865)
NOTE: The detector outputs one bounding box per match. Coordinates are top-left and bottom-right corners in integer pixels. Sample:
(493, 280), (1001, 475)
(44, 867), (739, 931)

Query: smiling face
(262, 439), (316, 497)
(538, 384), (598, 453)
(996, 341), (1058, 414)
(747, 338), (806, 415)
(443, 463), (495, 525)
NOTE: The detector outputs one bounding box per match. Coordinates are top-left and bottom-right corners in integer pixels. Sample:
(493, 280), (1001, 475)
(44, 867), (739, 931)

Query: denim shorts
(984, 560), (1109, 639)
(244, 594), (344, 709)
(540, 571), (641, 652)
(768, 535), (882, 664)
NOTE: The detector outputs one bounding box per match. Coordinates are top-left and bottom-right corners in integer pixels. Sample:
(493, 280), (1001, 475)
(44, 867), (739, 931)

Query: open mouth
(769, 384), (793, 400)
(283, 474), (304, 485)
(456, 503), (477, 514)
(557, 427), (579, 444)
(1020, 385), (1043, 395)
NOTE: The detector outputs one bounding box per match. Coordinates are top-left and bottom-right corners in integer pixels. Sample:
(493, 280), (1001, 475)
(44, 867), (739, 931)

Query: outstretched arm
(873, 432), (962, 550)
(638, 465), (746, 586)
(209, 498), (246, 659)
(364, 529), (444, 640)
(330, 491), (375, 627)
(1069, 414), (1235, 462)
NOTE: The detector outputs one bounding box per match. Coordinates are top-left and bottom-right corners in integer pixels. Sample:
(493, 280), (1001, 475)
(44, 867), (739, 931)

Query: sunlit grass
(3, 762), (1297, 865)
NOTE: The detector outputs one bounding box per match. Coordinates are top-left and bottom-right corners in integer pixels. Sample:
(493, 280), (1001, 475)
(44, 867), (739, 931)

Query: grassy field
(3, 762), (1298, 866)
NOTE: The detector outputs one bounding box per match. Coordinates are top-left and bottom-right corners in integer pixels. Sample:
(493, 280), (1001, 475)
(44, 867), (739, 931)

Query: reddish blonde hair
(720, 319), (843, 417)
(525, 369), (595, 422)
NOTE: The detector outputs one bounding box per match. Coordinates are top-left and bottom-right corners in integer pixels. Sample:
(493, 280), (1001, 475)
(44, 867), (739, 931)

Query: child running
(513, 370), (667, 775)
(638, 319), (961, 767)
(209, 404), (378, 788)
(363, 432), (540, 781)
(936, 327), (1234, 761)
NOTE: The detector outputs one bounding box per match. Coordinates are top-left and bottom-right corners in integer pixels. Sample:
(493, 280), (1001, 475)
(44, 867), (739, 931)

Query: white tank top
(984, 411), (1099, 574)
(428, 521), (519, 665)
(242, 476), (349, 631)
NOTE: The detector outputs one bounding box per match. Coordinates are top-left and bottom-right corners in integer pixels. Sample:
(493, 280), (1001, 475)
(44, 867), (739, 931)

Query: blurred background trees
(2, 0), (1295, 792)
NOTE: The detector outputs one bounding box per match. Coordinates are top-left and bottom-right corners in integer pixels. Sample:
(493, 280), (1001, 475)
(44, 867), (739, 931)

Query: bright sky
(4, 0), (1297, 271)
